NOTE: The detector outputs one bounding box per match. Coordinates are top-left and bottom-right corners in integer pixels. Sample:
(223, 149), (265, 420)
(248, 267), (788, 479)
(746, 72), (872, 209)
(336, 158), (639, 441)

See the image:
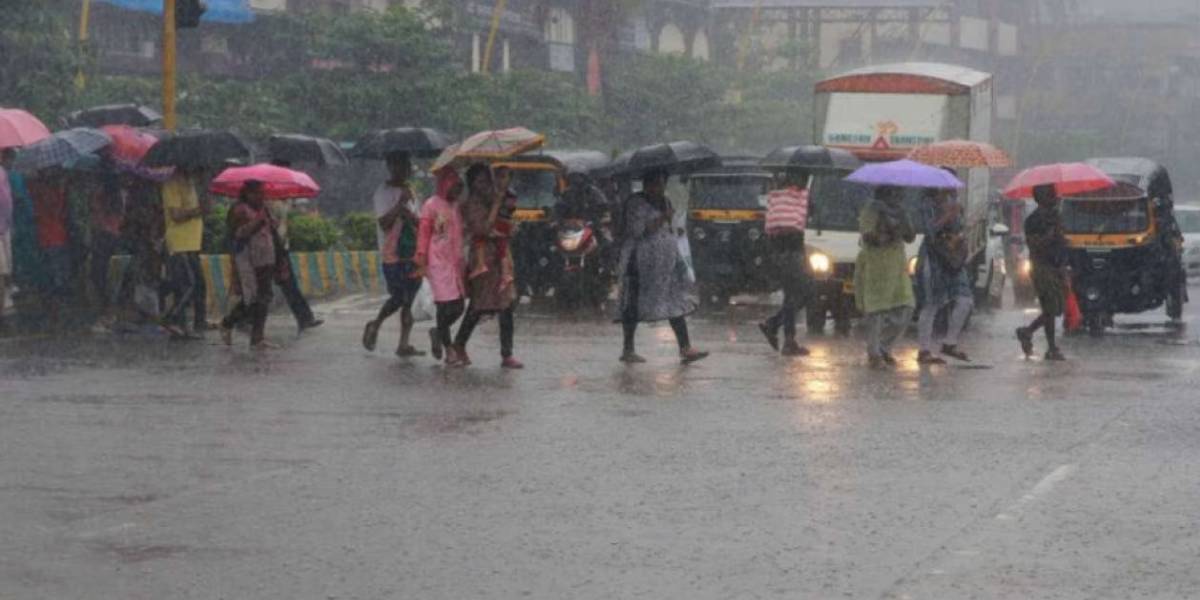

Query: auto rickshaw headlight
(747, 227), (762, 242)
(809, 252), (832, 275)
(692, 227), (706, 241)
(907, 256), (919, 277)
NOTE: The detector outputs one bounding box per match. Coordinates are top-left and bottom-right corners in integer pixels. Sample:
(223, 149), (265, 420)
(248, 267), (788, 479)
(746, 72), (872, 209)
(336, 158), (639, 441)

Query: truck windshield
(1176, 210), (1200, 233)
(511, 170), (559, 209)
(1061, 199), (1150, 234)
(807, 174), (924, 232)
(688, 175), (770, 210)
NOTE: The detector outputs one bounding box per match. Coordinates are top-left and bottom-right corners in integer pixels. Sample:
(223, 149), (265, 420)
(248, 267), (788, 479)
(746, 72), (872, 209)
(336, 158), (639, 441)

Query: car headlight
(809, 252), (831, 275)
(746, 227), (762, 242)
(1020, 258), (1033, 277)
(692, 227), (706, 241)
(907, 256), (918, 277)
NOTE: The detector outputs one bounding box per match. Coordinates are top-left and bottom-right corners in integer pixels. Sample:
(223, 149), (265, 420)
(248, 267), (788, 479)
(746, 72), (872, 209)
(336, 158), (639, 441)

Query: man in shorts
(1016, 184), (1068, 361)
(362, 152), (424, 357)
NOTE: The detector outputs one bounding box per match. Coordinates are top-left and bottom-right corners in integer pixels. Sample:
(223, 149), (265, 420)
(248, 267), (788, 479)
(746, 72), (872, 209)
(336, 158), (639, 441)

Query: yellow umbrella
(431, 127), (545, 171)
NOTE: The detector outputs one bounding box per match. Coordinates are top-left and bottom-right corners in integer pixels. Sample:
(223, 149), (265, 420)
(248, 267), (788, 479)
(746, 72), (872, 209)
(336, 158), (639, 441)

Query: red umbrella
(209, 163), (320, 200)
(1002, 162), (1115, 199)
(101, 125), (173, 181)
(0, 109), (52, 149)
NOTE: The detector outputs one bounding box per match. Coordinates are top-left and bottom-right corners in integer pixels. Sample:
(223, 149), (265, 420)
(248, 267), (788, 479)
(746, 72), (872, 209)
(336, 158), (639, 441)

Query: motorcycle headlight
(746, 228), (762, 242)
(692, 227), (706, 241)
(907, 256), (919, 277)
(1086, 287), (1101, 301)
(559, 236), (581, 252)
(809, 252), (832, 275)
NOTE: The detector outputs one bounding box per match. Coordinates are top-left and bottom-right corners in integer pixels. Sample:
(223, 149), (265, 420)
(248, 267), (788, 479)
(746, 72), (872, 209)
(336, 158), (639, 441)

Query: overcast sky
(1075, 0), (1200, 22)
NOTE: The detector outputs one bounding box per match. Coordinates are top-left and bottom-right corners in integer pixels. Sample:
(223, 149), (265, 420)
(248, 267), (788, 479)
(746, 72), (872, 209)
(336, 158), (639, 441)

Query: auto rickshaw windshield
(511, 169), (558, 209)
(688, 175), (770, 209)
(1061, 198), (1150, 235)
(1175, 209), (1200, 233)
(807, 173), (924, 232)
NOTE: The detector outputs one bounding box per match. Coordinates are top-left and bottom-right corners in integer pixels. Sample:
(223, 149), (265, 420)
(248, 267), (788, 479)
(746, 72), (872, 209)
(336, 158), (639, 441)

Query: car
(1177, 204), (1200, 281)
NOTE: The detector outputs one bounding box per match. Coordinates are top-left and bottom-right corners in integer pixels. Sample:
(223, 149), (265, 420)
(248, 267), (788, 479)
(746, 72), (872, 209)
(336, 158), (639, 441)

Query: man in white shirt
(362, 152), (424, 357)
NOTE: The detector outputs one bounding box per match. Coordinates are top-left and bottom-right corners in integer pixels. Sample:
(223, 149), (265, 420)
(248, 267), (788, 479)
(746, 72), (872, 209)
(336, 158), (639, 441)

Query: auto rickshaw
(686, 157), (774, 307)
(493, 150), (613, 302)
(1063, 158), (1187, 333)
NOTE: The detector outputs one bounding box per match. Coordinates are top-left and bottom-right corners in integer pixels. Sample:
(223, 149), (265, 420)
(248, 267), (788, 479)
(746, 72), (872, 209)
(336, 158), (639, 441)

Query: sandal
(395, 344), (425, 357)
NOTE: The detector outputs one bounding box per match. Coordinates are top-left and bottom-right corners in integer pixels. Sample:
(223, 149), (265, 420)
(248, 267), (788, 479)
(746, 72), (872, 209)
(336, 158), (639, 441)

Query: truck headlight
(809, 252), (831, 275)
(1020, 258), (1032, 277)
(907, 256), (918, 276)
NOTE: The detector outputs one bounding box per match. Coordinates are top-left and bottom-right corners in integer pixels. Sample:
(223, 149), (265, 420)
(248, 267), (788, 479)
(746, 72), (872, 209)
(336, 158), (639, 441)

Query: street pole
(481, 0), (508, 75)
(162, 0), (177, 131)
(76, 0), (92, 91)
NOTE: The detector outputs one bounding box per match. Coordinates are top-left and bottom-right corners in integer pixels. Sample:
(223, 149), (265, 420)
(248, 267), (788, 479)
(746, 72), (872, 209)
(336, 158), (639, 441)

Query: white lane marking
(995, 463), (1076, 521)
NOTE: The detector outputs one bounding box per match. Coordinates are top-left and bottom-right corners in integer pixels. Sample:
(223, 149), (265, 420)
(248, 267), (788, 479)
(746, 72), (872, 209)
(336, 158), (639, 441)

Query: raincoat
(416, 169), (465, 303)
(615, 192), (696, 322)
(8, 171), (49, 290)
(855, 199), (915, 314)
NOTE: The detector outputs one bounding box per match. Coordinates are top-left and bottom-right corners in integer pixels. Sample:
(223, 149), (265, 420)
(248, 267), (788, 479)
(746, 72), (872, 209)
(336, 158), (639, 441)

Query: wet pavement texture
(2, 295), (1200, 599)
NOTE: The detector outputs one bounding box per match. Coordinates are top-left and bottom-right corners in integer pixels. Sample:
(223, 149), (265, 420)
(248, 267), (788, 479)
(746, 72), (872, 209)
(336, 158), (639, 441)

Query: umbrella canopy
(268, 134), (348, 167)
(0, 109), (52, 149)
(66, 103), (163, 128)
(348, 127), (453, 160)
(101, 125), (173, 181)
(96, 0), (254, 23)
(602, 140), (722, 178)
(431, 127), (546, 171)
(13, 128), (112, 173)
(845, 159), (964, 189)
(761, 145), (861, 172)
(209, 163), (320, 200)
(908, 140), (1012, 168)
(1002, 162), (1116, 199)
(142, 130), (251, 169)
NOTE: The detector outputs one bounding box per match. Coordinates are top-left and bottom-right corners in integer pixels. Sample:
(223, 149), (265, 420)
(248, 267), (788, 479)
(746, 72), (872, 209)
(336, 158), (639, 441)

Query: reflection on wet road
(1, 295), (1199, 599)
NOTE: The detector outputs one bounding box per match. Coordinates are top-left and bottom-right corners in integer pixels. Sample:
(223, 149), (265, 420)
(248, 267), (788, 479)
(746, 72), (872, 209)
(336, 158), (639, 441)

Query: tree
(0, 1), (88, 122)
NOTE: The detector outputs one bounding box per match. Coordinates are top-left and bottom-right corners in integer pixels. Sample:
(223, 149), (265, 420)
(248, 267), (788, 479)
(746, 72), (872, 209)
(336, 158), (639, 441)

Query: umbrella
(908, 140), (1012, 168)
(66, 103), (163, 128)
(431, 127), (546, 171)
(601, 140), (722, 178)
(1002, 162), (1116, 199)
(142, 129), (251, 169)
(845, 159), (965, 189)
(101, 125), (173, 181)
(0, 109), (52, 149)
(268, 134), (348, 167)
(348, 127), (453, 159)
(208, 163), (321, 200)
(13, 127), (112, 173)
(761, 145), (861, 171)
(96, 0), (255, 23)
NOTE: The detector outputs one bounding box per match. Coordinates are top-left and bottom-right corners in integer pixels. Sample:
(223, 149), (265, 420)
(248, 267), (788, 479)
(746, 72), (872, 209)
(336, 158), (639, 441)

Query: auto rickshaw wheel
(806, 304), (827, 334)
(1085, 313), (1106, 337)
(1166, 278), (1185, 320)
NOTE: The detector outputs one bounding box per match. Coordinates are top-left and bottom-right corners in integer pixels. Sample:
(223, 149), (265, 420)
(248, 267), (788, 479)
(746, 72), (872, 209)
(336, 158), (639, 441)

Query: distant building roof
(821, 62), (990, 89)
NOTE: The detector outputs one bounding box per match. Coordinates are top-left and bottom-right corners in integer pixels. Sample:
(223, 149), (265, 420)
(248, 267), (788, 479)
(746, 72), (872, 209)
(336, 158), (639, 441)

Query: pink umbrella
(1002, 163), (1115, 199)
(209, 163), (320, 200)
(101, 125), (174, 181)
(0, 109), (52, 149)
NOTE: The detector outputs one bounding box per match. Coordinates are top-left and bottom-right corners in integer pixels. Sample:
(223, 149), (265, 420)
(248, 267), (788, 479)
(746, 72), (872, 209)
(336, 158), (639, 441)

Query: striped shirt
(765, 186), (808, 236)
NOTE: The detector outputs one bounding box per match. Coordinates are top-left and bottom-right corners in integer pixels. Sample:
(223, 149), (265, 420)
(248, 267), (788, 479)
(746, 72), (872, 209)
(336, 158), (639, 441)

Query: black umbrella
(267, 134), (348, 167)
(66, 104), (163, 128)
(761, 145), (861, 172)
(349, 127), (453, 159)
(142, 129), (252, 169)
(601, 141), (721, 178)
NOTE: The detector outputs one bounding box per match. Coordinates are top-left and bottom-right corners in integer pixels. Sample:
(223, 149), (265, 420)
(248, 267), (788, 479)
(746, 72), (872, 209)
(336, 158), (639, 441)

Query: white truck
(806, 62), (1006, 333)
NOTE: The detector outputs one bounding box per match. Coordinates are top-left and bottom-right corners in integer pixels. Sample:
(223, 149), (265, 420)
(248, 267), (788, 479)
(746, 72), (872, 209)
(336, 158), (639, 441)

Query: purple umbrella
(845, 159), (964, 189)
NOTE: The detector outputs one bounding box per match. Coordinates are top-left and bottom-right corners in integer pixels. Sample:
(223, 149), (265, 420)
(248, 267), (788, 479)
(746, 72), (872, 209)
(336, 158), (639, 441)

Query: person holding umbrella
(855, 185), (917, 369)
(1015, 184), (1069, 361)
(0, 149), (13, 332)
(415, 167), (467, 366)
(266, 158), (323, 333)
(758, 169), (811, 357)
(218, 180), (277, 349)
(914, 184), (973, 365)
(160, 166), (210, 338)
(362, 152), (424, 357)
(616, 169), (708, 364)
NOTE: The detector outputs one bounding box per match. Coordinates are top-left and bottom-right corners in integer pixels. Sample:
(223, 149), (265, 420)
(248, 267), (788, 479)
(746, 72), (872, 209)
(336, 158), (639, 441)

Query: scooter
(554, 218), (612, 309)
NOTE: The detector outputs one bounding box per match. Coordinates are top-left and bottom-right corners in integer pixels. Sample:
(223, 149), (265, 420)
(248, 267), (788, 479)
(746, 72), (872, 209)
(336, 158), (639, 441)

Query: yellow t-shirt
(162, 175), (203, 254)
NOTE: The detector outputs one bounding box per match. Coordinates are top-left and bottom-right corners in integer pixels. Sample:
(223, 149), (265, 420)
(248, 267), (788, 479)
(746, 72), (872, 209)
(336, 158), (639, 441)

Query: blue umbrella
(96, 0), (255, 24)
(14, 128), (112, 173)
(845, 159), (964, 190)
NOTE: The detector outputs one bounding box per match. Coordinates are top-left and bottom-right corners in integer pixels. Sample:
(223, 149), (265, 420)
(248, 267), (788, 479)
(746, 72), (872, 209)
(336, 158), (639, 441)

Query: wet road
(2, 295), (1199, 599)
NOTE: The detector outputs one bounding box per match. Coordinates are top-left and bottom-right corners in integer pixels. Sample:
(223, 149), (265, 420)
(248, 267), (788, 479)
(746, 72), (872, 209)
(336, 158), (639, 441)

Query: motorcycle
(554, 218), (612, 309)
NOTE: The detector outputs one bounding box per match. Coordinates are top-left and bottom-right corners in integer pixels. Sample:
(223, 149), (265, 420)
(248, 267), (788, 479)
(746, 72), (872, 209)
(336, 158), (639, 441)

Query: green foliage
(203, 202), (230, 254)
(287, 213), (342, 252)
(340, 211), (378, 251)
(0, 0), (89, 121)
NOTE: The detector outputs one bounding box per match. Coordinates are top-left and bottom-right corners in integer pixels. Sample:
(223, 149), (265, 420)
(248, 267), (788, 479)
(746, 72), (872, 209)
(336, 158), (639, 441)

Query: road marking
(995, 463), (1076, 521)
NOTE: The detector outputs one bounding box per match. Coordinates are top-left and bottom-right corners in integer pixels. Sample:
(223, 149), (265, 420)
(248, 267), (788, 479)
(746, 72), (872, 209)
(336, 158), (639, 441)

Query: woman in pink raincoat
(415, 167), (467, 365)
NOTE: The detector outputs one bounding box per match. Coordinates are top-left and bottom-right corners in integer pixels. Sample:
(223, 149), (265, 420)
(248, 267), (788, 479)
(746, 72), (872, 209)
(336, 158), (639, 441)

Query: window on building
(545, 7), (576, 72)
